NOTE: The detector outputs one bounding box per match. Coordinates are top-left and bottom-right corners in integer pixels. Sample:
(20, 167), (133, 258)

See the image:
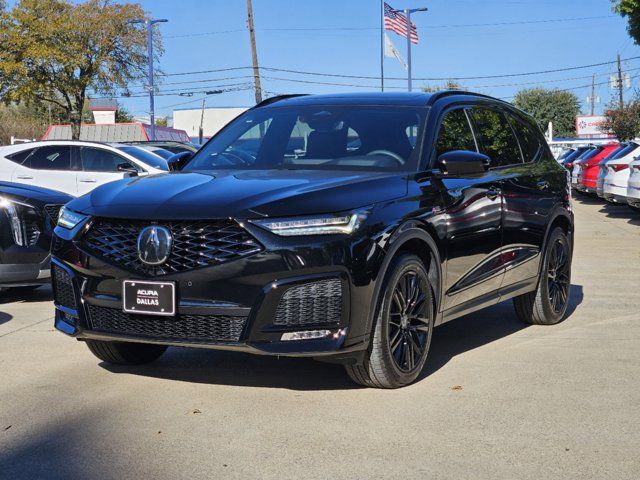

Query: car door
(11, 145), (77, 195)
(433, 106), (504, 312)
(77, 146), (139, 196)
(478, 108), (557, 291)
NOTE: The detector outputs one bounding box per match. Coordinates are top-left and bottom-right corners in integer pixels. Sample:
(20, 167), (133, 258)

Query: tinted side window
(435, 109), (477, 158)
(508, 114), (542, 163)
(24, 146), (72, 170)
(6, 148), (35, 164)
(472, 107), (523, 167)
(80, 147), (131, 172)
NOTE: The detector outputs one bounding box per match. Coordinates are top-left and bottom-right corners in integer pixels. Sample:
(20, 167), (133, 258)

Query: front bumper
(50, 220), (383, 362)
(0, 255), (51, 287)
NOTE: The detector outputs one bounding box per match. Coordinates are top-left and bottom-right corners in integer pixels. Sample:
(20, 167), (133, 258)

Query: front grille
(274, 278), (342, 326)
(44, 204), (63, 227)
(52, 265), (76, 310)
(86, 305), (247, 343)
(81, 219), (262, 276)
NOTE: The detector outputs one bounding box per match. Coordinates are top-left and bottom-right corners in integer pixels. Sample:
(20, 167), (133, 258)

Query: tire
(345, 254), (435, 388)
(85, 339), (167, 365)
(513, 227), (572, 325)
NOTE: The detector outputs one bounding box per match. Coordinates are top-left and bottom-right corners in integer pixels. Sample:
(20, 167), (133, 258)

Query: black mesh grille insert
(52, 265), (76, 311)
(86, 305), (247, 343)
(44, 204), (63, 227)
(81, 219), (262, 276)
(274, 278), (342, 326)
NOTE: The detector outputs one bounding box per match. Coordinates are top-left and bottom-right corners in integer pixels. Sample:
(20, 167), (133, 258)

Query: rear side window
(434, 108), (477, 159)
(508, 114), (542, 163)
(472, 107), (523, 167)
(23, 146), (72, 170)
(6, 148), (35, 164)
(80, 147), (132, 172)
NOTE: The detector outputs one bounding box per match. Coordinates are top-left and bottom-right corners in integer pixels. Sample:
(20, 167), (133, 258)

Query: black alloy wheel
(547, 238), (570, 315)
(345, 254), (434, 388)
(513, 227), (572, 325)
(388, 271), (431, 372)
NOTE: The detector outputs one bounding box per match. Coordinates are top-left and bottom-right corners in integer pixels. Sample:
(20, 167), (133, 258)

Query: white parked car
(0, 141), (168, 196)
(603, 142), (640, 204)
(626, 157), (640, 211)
(597, 143), (639, 198)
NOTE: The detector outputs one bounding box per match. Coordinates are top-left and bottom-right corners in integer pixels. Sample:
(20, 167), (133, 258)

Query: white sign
(576, 115), (606, 136)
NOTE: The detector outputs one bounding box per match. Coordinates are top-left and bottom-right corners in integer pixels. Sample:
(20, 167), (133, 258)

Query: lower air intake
(86, 305), (247, 343)
(274, 278), (342, 326)
(52, 265), (76, 311)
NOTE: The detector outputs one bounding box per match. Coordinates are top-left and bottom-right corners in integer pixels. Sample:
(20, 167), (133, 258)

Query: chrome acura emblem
(137, 225), (172, 265)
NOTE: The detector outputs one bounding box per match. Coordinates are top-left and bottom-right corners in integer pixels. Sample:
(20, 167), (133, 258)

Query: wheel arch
(365, 223), (444, 341)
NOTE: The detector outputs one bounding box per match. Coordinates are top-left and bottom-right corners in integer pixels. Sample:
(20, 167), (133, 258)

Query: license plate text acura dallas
(51, 92), (573, 388)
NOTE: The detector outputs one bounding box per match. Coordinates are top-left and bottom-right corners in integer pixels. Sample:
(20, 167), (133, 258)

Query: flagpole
(405, 9), (412, 92)
(380, 0), (385, 92)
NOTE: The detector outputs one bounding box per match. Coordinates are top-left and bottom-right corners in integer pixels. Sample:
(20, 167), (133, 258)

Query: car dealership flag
(384, 2), (418, 44)
(384, 33), (407, 70)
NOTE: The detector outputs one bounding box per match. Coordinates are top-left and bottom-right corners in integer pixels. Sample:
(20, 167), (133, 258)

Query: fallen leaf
(4, 425), (11, 431)
(450, 385), (463, 391)
(191, 409), (202, 415)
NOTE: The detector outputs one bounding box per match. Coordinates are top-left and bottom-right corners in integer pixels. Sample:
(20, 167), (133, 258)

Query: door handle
(80, 179), (97, 183)
(537, 180), (550, 191)
(486, 188), (501, 200)
(16, 175), (33, 180)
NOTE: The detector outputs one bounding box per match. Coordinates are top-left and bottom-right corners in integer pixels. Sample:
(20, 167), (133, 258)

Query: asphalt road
(1, 196), (639, 480)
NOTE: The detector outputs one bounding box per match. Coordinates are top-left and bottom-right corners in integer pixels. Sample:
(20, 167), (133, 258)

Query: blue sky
(22, 0), (640, 118)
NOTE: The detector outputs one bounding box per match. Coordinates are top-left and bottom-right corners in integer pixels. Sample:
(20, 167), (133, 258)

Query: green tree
(513, 88), (581, 138)
(421, 80), (464, 93)
(0, 0), (162, 139)
(612, 0), (640, 45)
(601, 100), (640, 141)
(115, 105), (134, 123)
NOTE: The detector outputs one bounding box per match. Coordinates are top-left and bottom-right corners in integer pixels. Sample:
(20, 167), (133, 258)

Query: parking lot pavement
(0, 197), (639, 480)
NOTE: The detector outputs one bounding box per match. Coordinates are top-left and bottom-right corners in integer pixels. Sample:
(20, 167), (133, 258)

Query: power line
(164, 14), (615, 38)
(157, 55), (640, 82)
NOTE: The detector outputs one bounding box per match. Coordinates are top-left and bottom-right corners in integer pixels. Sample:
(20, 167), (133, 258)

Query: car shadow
(419, 283), (584, 380)
(0, 285), (52, 305)
(598, 203), (640, 226)
(0, 311), (13, 326)
(102, 284), (584, 391)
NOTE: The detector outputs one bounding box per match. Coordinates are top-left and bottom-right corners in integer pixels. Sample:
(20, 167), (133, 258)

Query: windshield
(117, 146), (169, 171)
(184, 105), (427, 172)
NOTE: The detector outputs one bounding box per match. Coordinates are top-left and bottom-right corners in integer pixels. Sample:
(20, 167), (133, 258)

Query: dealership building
(172, 106), (248, 140)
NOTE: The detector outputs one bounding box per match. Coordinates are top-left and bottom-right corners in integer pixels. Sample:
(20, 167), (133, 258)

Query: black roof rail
(251, 94), (308, 109)
(427, 89), (511, 106)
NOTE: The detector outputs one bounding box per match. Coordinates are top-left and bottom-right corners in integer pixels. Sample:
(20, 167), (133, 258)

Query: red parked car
(577, 143), (619, 194)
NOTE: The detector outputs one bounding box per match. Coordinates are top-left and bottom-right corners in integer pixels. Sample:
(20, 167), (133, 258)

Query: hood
(0, 181), (73, 206)
(67, 170), (408, 219)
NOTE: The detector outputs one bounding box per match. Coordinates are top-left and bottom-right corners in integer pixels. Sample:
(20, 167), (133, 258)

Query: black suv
(51, 92), (573, 388)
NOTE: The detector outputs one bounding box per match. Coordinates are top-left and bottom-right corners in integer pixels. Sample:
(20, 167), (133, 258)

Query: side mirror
(167, 151), (193, 171)
(437, 150), (490, 177)
(117, 163), (138, 177)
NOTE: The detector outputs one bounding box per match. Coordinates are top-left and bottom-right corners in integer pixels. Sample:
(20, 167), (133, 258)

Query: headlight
(250, 212), (366, 236)
(57, 206), (88, 229)
(0, 196), (38, 246)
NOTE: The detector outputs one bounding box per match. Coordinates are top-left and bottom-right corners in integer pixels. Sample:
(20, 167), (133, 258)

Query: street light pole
(133, 18), (168, 141)
(402, 7), (427, 92)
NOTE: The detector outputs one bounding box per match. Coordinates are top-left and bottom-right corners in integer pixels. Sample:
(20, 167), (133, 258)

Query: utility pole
(132, 18), (168, 141)
(246, 0), (263, 104)
(402, 7), (428, 92)
(617, 53), (624, 110)
(199, 98), (206, 144)
(590, 74), (595, 116)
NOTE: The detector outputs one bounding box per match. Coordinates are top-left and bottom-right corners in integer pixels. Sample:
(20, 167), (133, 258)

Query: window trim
(428, 105), (480, 169)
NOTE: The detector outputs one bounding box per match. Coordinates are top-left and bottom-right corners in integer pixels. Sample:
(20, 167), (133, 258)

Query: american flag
(384, 2), (418, 45)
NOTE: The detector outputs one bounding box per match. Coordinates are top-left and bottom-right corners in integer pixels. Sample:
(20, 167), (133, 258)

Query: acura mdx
(51, 92), (574, 388)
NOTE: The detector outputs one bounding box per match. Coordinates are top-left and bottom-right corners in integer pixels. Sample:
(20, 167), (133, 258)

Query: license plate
(123, 280), (175, 316)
